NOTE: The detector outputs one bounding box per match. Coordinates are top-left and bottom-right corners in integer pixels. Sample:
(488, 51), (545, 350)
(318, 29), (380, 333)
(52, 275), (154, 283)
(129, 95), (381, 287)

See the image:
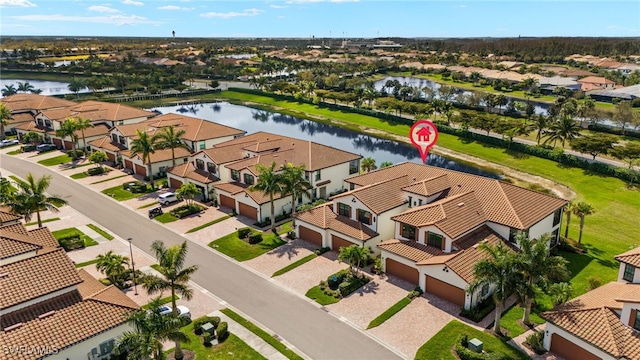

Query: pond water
(149, 101), (500, 179)
(0, 78), (87, 97)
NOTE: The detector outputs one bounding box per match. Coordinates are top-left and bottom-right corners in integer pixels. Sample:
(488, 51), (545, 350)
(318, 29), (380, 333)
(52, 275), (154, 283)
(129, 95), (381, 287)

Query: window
(118, 136), (125, 145)
(418, 199), (423, 206)
(195, 159), (204, 170)
(551, 228), (560, 247)
(99, 339), (115, 356)
(315, 170), (321, 181)
(37, 119), (44, 127)
(553, 208), (562, 227)
(111, 134), (118, 143)
(408, 196), (412, 208)
(244, 173), (254, 185)
(350, 183), (355, 191)
(427, 232), (443, 249)
(401, 224), (416, 240)
(623, 264), (636, 282)
(118, 120), (124, 125)
(349, 160), (359, 174)
(44, 120), (52, 129)
(305, 172), (310, 181)
(634, 311), (640, 331)
(338, 203), (351, 217)
(207, 162), (216, 173)
(231, 170), (240, 181)
(199, 141), (206, 150)
(480, 284), (489, 297)
(357, 209), (372, 225)
(311, 188), (317, 199)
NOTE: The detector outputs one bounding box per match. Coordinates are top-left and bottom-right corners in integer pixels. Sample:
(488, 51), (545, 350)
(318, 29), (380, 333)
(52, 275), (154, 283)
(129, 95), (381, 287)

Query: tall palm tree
(250, 162), (283, 232)
(572, 202), (595, 244)
(154, 126), (189, 167)
(1, 84), (17, 97)
(73, 116), (93, 158)
(130, 129), (158, 189)
(280, 162), (311, 226)
(532, 114), (549, 145)
(360, 157), (377, 173)
(6, 173), (67, 228)
(544, 116), (581, 147)
(469, 242), (518, 334)
(563, 201), (575, 239)
(114, 297), (189, 360)
(55, 118), (79, 160)
(339, 244), (370, 276)
(0, 103), (12, 140)
(143, 240), (198, 360)
(513, 233), (570, 325)
(17, 81), (35, 93)
(96, 251), (130, 289)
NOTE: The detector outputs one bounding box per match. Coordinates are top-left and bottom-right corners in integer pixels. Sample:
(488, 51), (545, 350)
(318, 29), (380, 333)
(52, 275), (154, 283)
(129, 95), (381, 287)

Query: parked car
(158, 192), (179, 206)
(0, 139), (19, 147)
(36, 143), (57, 153)
(148, 206), (163, 219)
(157, 305), (191, 319)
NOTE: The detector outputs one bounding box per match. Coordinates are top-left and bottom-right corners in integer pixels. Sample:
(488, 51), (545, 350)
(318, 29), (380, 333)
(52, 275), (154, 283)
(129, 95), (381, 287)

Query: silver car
(157, 305), (191, 319)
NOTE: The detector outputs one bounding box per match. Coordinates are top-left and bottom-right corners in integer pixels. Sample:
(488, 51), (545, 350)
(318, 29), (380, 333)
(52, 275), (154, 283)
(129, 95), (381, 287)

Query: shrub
(274, 212), (291, 222)
(372, 256), (383, 275)
(170, 204), (204, 218)
(460, 296), (495, 322)
(286, 231), (296, 240)
(87, 167), (106, 176)
(67, 149), (83, 158)
(525, 331), (546, 355)
(216, 321), (228, 341)
(58, 236), (85, 251)
(461, 334), (468, 348)
(193, 316), (221, 335)
(587, 276), (602, 290)
(314, 247), (331, 255)
(237, 227), (251, 238)
(202, 332), (212, 346)
(248, 233), (263, 244)
(338, 281), (352, 297)
(407, 286), (423, 300)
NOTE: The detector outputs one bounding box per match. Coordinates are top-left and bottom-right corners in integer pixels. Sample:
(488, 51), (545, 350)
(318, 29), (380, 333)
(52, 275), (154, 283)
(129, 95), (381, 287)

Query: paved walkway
(509, 325), (563, 360)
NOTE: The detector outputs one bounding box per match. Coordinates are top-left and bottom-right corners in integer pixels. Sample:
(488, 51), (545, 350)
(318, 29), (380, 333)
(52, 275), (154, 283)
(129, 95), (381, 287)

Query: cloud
(158, 5), (193, 11)
(270, 4), (287, 8)
(0, 0), (36, 7)
(200, 8), (263, 19)
(11, 14), (159, 26)
(122, 0), (143, 6)
(88, 5), (120, 13)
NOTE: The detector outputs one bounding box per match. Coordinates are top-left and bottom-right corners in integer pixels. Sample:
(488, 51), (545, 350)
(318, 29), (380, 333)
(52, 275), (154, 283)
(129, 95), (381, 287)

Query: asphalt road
(1, 155), (402, 360)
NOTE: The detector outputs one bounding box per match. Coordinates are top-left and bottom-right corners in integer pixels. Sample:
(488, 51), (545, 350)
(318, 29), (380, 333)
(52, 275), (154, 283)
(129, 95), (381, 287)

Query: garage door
(238, 203), (258, 220)
(134, 164), (147, 176)
(425, 275), (466, 307)
(106, 152), (116, 163)
(52, 138), (62, 149)
(386, 258), (419, 284)
(64, 140), (74, 150)
(299, 226), (322, 247)
(169, 178), (183, 190)
(331, 235), (354, 251)
(219, 194), (235, 210)
(124, 159), (133, 170)
(550, 334), (602, 360)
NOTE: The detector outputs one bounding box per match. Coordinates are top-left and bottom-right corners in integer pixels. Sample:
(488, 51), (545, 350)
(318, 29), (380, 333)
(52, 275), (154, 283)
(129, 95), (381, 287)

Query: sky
(1, 0), (639, 38)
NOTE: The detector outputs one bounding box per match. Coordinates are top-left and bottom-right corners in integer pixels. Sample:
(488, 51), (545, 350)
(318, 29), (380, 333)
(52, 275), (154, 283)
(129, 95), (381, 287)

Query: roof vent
(457, 202), (465, 207)
(0, 272), (8, 279)
(4, 323), (23, 331)
(38, 311), (56, 319)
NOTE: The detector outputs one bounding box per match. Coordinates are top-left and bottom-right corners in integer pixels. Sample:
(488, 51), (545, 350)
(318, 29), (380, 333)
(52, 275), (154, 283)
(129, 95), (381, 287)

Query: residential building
(294, 162), (566, 309)
(615, 63), (640, 75)
(0, 222), (139, 360)
(577, 76), (616, 91)
(541, 246), (640, 360)
(590, 84), (640, 103)
(0, 94), (75, 134)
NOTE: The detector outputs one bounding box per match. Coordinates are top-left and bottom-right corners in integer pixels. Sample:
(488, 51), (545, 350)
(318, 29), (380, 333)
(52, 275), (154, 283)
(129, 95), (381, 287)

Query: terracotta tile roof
(442, 234), (511, 283)
(200, 140), (257, 164)
(378, 239), (446, 262)
(213, 181), (249, 196)
(453, 225), (502, 250)
(580, 83), (604, 91)
(553, 282), (638, 312)
(6, 112), (34, 125)
(0, 207), (21, 224)
(577, 76), (615, 85)
(40, 100), (155, 122)
(14, 121), (47, 133)
(1, 94), (75, 112)
(72, 123), (110, 138)
(391, 192), (487, 239)
(0, 238), (39, 260)
(112, 122), (153, 137)
(0, 290), (83, 329)
(615, 246), (640, 268)
(26, 227), (60, 248)
(242, 139), (283, 153)
(0, 222), (28, 235)
(213, 181), (283, 205)
(0, 224), (59, 260)
(168, 162), (219, 184)
(294, 203), (333, 228)
(76, 269), (107, 299)
(88, 136), (127, 152)
(347, 162), (566, 230)
(123, 147), (191, 164)
(0, 248), (83, 309)
(401, 174), (451, 197)
(293, 203), (378, 241)
(332, 176), (410, 214)
(141, 113), (245, 141)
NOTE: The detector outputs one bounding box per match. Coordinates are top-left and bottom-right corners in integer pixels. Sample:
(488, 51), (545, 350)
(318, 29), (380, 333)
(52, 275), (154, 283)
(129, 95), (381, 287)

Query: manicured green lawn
(186, 215), (232, 233)
(154, 213), (178, 223)
(415, 320), (529, 360)
(51, 227), (98, 247)
(101, 184), (153, 201)
(138, 201), (159, 209)
(305, 285), (340, 305)
(7, 149), (23, 155)
(25, 217), (60, 226)
(74, 258), (99, 268)
(175, 319), (267, 360)
(272, 254), (317, 277)
(500, 305), (546, 338)
(208, 230), (286, 262)
(70, 172), (89, 179)
(367, 297), (412, 329)
(37, 154), (74, 166)
(220, 308), (303, 360)
(276, 221), (293, 234)
(86, 224), (114, 240)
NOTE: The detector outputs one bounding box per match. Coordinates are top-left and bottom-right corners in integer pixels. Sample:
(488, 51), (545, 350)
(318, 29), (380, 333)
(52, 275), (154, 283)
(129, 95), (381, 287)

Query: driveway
(274, 251), (348, 295)
(184, 215), (257, 247)
(245, 238), (317, 277)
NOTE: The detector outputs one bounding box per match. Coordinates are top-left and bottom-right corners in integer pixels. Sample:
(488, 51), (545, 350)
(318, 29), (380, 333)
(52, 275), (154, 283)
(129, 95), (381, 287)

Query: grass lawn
(74, 258), (100, 268)
(86, 223), (114, 240)
(60, 163), (92, 171)
(7, 149), (23, 155)
(70, 172), (89, 179)
(174, 318), (267, 360)
(101, 184), (153, 201)
(37, 154), (75, 166)
(500, 305), (546, 338)
(367, 297), (412, 329)
(219, 308), (303, 360)
(51, 227), (98, 247)
(208, 230), (286, 262)
(154, 213), (178, 223)
(272, 254), (317, 277)
(305, 285), (340, 306)
(415, 320), (529, 360)
(185, 214), (232, 233)
(25, 217), (60, 226)
(138, 201), (159, 209)
(276, 221), (293, 234)
(141, 295), (178, 310)
(90, 174), (129, 184)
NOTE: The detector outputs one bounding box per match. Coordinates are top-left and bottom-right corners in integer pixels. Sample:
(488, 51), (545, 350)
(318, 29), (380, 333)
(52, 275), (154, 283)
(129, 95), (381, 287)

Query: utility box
(201, 322), (215, 336)
(469, 338), (483, 353)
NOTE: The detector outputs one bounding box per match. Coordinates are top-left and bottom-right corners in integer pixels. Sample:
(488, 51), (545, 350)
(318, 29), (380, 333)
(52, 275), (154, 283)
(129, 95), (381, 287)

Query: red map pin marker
(410, 119), (439, 163)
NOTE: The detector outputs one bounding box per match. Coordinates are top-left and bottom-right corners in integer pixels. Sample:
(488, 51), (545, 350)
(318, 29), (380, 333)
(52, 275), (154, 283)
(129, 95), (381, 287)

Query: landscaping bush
(202, 332), (212, 346)
(327, 269), (348, 290)
(87, 167), (106, 176)
(587, 276), (602, 290)
(216, 321), (228, 341)
(58, 235), (85, 251)
(237, 227), (251, 239)
(274, 212), (291, 222)
(287, 231), (296, 240)
(407, 286), (424, 300)
(124, 181), (148, 193)
(193, 316), (221, 335)
(248, 233), (263, 244)
(525, 331), (546, 355)
(67, 149), (84, 158)
(169, 204), (204, 219)
(314, 247), (331, 256)
(460, 296), (495, 323)
(254, 217), (271, 227)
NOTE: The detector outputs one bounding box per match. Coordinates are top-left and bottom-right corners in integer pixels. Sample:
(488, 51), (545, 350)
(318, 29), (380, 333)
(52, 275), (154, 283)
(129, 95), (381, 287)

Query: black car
(148, 206), (163, 219)
(36, 144), (57, 153)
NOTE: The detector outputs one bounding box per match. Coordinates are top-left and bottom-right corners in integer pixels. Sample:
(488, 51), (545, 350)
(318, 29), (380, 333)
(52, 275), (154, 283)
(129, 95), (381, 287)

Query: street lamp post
(127, 237), (138, 295)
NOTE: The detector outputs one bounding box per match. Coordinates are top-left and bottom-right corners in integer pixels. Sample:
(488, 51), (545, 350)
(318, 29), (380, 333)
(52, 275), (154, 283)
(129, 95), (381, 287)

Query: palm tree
(154, 126), (189, 167)
(114, 297), (189, 360)
(22, 131), (42, 146)
(130, 129), (158, 189)
(73, 116), (93, 158)
(143, 241), (198, 360)
(88, 151), (108, 169)
(0, 177), (15, 205)
(360, 157), (377, 173)
(379, 161), (393, 168)
(544, 116), (581, 147)
(0, 103), (12, 140)
(548, 282), (573, 305)
(572, 202), (595, 244)
(513, 233), (570, 325)
(563, 201), (575, 239)
(6, 173), (67, 228)
(55, 118), (79, 160)
(176, 183), (201, 206)
(17, 81), (35, 93)
(96, 251), (130, 289)
(280, 162), (311, 227)
(1, 84), (17, 97)
(532, 114), (549, 145)
(469, 242), (518, 334)
(250, 162), (283, 232)
(68, 77), (86, 99)
(338, 244), (370, 276)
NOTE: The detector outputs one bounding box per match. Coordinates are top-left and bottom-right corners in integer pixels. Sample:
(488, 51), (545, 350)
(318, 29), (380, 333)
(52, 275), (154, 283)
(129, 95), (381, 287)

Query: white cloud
(270, 4), (287, 8)
(122, 0), (143, 6)
(11, 14), (159, 26)
(158, 5), (193, 11)
(200, 8), (263, 19)
(0, 0), (36, 7)
(88, 5), (120, 13)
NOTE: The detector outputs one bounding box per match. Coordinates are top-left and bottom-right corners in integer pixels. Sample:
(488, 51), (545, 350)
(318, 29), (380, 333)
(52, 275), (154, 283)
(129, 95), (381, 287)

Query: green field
(209, 230), (286, 262)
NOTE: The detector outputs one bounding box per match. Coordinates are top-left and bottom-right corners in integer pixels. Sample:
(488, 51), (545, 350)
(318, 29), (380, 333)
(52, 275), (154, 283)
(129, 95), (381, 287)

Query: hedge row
(588, 124), (640, 139)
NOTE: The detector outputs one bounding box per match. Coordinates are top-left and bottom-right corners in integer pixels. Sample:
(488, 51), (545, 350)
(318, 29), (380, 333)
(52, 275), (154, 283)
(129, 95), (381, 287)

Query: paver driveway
(245, 238), (317, 277)
(274, 251), (348, 295)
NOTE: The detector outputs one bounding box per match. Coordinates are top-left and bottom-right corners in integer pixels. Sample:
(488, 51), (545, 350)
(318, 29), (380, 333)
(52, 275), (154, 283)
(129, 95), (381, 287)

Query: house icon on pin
(416, 126), (432, 142)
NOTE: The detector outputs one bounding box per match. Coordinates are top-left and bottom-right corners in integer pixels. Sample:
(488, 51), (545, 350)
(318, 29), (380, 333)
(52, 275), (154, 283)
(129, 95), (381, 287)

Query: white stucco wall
(191, 152), (221, 178)
(50, 324), (133, 360)
(309, 162), (352, 196)
(543, 323), (614, 360)
(256, 196), (291, 222)
(376, 206), (408, 242)
(529, 212), (558, 241)
(486, 222), (510, 240)
(419, 264), (469, 292)
(617, 262), (640, 283)
(331, 195), (376, 232)
(184, 134), (238, 153)
(381, 251), (417, 273)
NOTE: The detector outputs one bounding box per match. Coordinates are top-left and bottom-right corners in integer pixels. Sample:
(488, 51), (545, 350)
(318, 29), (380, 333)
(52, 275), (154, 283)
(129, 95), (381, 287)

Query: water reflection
(150, 101), (500, 179)
(0, 79), (87, 97)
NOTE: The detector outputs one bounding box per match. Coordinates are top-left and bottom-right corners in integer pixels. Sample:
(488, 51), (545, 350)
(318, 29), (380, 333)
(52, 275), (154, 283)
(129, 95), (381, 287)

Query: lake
(149, 101), (500, 179)
(0, 78), (87, 97)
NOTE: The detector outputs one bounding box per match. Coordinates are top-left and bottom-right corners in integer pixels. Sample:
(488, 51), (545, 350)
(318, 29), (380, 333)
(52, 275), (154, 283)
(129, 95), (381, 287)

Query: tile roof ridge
(496, 182), (524, 229)
(7, 246), (65, 265)
(86, 285), (140, 309)
(601, 307), (624, 357)
(194, 118), (204, 139)
(338, 174), (408, 198)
